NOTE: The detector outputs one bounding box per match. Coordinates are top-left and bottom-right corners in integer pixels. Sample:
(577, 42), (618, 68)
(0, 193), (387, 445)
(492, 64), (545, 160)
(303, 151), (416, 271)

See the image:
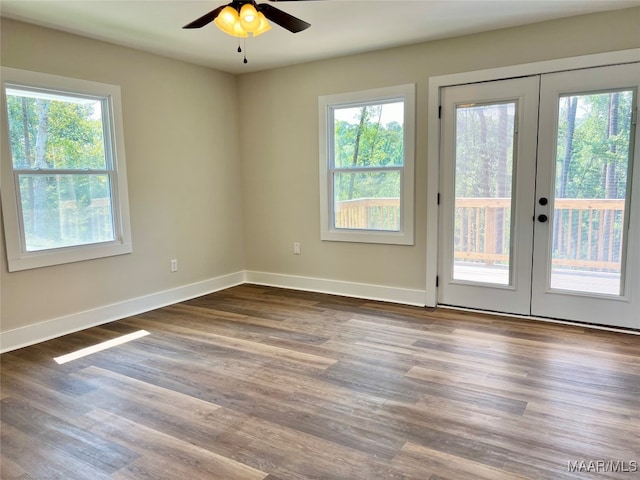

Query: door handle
(538, 197), (548, 206)
(538, 214), (548, 223)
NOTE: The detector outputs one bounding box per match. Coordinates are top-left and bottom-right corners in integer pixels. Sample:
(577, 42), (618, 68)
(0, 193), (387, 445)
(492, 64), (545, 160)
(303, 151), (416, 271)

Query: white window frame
(1, 67), (132, 272)
(319, 84), (415, 245)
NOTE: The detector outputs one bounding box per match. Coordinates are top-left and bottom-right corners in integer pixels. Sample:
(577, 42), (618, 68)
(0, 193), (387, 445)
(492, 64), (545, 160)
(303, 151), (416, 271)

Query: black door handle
(538, 214), (548, 223)
(539, 197), (548, 206)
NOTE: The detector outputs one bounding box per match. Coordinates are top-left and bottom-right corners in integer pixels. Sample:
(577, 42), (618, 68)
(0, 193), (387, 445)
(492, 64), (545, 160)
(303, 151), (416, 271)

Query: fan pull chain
(234, 39), (248, 64)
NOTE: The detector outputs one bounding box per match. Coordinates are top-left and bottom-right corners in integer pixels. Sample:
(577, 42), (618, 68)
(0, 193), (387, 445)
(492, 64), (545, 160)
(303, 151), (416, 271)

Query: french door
(439, 63), (640, 329)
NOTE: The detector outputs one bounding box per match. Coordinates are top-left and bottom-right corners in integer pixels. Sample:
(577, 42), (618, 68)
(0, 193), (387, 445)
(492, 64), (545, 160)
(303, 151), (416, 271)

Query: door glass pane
(550, 90), (634, 295)
(453, 102), (516, 285)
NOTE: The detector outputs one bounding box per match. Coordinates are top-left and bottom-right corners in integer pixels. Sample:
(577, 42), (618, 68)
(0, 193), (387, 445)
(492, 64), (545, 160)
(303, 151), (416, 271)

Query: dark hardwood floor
(1, 284), (639, 479)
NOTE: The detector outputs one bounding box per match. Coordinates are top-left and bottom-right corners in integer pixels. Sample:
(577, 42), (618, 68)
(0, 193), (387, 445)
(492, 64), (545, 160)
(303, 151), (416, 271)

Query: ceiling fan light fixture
(252, 12), (272, 37)
(239, 3), (260, 32)
(213, 6), (242, 36)
(233, 21), (249, 37)
(185, 0), (311, 36)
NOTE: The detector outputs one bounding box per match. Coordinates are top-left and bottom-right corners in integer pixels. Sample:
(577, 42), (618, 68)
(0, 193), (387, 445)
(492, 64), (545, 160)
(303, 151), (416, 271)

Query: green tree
(6, 93), (108, 249)
(334, 103), (404, 202)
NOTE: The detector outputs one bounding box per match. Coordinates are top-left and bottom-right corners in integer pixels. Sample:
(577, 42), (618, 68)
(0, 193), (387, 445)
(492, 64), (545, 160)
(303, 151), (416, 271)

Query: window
(319, 84), (415, 244)
(1, 67), (132, 271)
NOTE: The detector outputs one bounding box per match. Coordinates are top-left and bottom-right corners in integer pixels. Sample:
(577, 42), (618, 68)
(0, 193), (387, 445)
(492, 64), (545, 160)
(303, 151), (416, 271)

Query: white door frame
(426, 49), (640, 308)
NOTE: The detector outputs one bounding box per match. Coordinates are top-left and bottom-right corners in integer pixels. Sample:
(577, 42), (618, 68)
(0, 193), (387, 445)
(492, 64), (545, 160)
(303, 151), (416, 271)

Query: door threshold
(438, 304), (640, 335)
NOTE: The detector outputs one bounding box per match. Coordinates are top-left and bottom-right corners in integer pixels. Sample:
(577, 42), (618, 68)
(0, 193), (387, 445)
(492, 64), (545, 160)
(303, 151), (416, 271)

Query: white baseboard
(1, 270), (426, 353)
(0, 271), (246, 353)
(245, 270), (426, 307)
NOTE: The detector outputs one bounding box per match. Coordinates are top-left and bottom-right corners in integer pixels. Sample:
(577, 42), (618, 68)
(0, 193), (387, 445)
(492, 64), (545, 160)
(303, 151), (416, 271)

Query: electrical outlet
(170, 259), (178, 272)
(293, 242), (301, 255)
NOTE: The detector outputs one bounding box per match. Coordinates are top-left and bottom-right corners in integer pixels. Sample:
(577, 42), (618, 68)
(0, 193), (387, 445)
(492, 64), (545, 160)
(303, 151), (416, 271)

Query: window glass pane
(18, 174), (115, 251)
(333, 101), (404, 168)
(453, 102), (516, 286)
(550, 90), (633, 295)
(6, 88), (107, 170)
(319, 84), (414, 244)
(333, 171), (400, 231)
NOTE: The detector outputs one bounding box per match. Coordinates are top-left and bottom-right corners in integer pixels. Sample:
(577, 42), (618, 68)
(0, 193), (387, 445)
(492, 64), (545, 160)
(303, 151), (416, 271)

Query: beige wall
(237, 7), (640, 290)
(1, 7), (639, 338)
(1, 19), (245, 332)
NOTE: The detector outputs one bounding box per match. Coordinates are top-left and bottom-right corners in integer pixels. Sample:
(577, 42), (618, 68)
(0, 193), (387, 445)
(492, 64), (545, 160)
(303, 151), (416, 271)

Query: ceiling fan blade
(258, 3), (311, 33)
(183, 5), (226, 29)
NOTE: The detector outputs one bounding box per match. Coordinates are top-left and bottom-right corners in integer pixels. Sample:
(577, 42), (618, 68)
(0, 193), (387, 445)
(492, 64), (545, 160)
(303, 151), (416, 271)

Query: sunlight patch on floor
(53, 330), (150, 364)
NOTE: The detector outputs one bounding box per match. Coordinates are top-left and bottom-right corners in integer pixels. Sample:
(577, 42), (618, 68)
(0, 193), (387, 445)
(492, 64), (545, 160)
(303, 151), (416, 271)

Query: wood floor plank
(206, 407), (414, 480)
(0, 422), (113, 480)
(108, 313), (337, 371)
(0, 452), (31, 479)
(2, 284), (639, 479)
(1, 397), (139, 474)
(81, 409), (268, 480)
(392, 441), (530, 480)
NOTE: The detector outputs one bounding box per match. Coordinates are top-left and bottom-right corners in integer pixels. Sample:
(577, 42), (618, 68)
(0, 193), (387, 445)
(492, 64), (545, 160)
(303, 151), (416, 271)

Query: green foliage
(6, 92), (113, 250)
(334, 171), (400, 201)
(556, 91), (632, 199)
(455, 103), (514, 198)
(7, 96), (105, 169)
(47, 100), (106, 170)
(333, 104), (404, 201)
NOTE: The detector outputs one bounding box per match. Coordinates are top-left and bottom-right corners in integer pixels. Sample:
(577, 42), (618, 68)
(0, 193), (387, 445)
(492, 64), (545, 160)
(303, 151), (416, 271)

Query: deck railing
(454, 197), (626, 272)
(335, 197), (626, 272)
(335, 198), (400, 231)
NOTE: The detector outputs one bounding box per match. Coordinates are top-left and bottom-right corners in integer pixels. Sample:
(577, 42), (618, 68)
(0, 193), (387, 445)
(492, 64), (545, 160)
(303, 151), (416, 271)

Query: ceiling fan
(183, 0), (313, 36)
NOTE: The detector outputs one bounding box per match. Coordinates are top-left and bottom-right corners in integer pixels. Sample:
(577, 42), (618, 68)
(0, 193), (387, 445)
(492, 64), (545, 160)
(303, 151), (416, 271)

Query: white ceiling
(1, 0), (639, 74)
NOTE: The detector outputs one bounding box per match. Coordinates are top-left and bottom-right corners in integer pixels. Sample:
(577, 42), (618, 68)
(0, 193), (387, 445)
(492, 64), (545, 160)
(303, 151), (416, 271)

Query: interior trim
(0, 271), (246, 353)
(245, 270), (426, 307)
(440, 305), (640, 335)
(0, 271), (427, 353)
(5, 267), (638, 353)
